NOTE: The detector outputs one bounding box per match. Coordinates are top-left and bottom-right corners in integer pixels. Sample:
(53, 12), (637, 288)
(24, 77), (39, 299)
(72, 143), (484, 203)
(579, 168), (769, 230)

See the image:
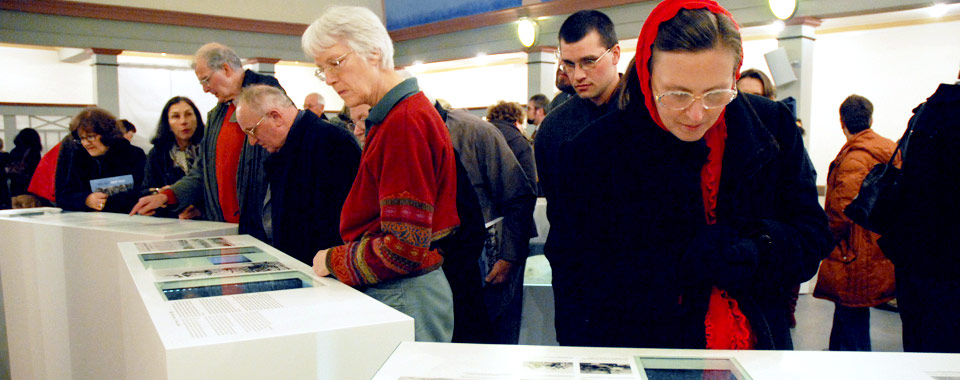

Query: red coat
(814, 129), (897, 307)
(327, 92), (459, 287)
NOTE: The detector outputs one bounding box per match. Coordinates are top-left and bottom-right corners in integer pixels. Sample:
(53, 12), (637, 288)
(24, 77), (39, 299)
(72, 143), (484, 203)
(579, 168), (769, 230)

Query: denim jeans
(363, 268), (454, 342)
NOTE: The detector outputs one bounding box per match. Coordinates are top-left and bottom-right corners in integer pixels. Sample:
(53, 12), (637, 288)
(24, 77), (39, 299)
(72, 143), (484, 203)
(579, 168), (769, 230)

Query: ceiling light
(769, 0), (797, 20)
(517, 18), (539, 48)
(930, 3), (948, 18)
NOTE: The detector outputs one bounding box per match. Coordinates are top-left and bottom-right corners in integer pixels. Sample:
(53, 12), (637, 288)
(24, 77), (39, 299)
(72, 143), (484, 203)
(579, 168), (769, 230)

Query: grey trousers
(363, 268), (454, 342)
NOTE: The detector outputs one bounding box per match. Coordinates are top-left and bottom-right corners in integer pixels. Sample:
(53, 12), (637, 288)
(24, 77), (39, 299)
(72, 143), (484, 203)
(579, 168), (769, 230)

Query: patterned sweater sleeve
(326, 110), (448, 287)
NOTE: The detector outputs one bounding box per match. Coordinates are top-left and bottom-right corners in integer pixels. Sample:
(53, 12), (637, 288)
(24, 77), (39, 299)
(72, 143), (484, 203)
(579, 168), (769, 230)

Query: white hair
(237, 85), (294, 116)
(301, 6), (395, 70)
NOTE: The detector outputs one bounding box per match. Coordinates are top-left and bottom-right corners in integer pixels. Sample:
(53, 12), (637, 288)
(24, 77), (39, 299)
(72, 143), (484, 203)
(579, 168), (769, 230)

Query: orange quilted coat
(814, 129), (897, 307)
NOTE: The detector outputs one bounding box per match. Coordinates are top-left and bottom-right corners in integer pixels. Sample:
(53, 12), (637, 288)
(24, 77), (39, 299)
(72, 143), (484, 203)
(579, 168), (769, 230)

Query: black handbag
(844, 105), (920, 235)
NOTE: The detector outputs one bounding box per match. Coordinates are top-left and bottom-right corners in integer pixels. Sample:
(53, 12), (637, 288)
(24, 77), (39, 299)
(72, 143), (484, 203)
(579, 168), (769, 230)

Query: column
(246, 57), (280, 76)
(3, 115), (16, 147)
(776, 17), (821, 147)
(90, 48), (122, 116)
(526, 46), (557, 135)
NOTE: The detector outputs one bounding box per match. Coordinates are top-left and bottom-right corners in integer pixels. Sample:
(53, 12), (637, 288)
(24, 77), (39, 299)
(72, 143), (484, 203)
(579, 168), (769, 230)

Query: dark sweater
(55, 139), (146, 213)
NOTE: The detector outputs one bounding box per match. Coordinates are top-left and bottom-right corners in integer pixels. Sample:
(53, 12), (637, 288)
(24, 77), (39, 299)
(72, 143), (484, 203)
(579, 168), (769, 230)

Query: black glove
(682, 224), (760, 291)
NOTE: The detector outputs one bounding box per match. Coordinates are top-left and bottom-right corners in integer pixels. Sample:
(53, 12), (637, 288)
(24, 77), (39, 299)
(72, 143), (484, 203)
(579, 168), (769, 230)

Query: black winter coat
(553, 93), (832, 349)
(55, 139), (146, 213)
(142, 145), (197, 218)
(263, 111), (361, 266)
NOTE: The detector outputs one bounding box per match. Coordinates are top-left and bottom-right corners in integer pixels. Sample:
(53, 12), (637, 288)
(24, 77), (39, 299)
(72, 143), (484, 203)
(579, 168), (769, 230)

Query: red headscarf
(636, 0), (742, 224)
(636, 0), (754, 350)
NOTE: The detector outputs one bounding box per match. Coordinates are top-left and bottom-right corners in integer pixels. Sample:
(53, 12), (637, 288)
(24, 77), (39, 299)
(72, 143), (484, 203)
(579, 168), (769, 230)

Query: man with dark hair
(533, 9), (621, 346)
(814, 94), (896, 351)
(527, 94), (548, 127)
(839, 94), (873, 135)
(546, 66), (575, 114)
(526, 94), (548, 141)
(879, 70), (960, 353)
(131, 42), (281, 241)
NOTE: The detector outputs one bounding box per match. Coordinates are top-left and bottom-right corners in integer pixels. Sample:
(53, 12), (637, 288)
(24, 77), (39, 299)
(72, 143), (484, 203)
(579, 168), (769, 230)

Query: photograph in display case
(157, 271), (315, 301)
(634, 357), (751, 380)
(154, 261), (294, 281)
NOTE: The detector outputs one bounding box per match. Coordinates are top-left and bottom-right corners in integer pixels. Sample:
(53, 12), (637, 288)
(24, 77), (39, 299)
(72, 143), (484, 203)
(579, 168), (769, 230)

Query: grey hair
(301, 6), (394, 70)
(237, 85), (295, 116)
(192, 43), (242, 70)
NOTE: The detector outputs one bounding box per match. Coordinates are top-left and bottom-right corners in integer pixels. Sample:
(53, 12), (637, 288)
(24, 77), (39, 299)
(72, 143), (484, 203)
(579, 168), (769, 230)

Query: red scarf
(636, 0), (754, 350)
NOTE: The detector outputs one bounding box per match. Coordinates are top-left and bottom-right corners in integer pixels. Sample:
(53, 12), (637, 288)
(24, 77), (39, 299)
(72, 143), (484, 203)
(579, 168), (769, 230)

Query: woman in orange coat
(814, 94), (896, 351)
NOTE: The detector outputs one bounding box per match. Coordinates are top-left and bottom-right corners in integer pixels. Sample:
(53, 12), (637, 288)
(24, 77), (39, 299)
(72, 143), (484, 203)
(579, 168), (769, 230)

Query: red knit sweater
(327, 92), (459, 287)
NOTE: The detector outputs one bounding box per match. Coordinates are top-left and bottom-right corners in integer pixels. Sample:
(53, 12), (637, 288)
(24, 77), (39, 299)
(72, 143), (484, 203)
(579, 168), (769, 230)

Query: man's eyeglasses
(242, 114), (268, 137)
(198, 71), (215, 87)
(655, 89), (738, 111)
(557, 47), (614, 73)
(314, 51), (353, 81)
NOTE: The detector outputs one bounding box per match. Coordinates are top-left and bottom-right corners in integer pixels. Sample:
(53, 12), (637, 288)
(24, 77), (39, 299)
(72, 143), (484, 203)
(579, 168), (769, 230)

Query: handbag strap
(888, 102), (924, 166)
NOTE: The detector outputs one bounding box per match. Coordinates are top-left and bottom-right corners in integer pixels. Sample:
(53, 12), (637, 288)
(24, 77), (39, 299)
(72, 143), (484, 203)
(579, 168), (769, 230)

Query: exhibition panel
(0, 211), (237, 380)
(118, 234), (414, 380)
(372, 341), (960, 380)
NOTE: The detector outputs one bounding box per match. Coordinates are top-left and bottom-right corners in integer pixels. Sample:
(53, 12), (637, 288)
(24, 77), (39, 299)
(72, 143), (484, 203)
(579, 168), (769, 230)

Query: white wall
(274, 64), (344, 114)
(0, 46), (93, 104)
(412, 60), (528, 109)
(807, 20), (960, 184)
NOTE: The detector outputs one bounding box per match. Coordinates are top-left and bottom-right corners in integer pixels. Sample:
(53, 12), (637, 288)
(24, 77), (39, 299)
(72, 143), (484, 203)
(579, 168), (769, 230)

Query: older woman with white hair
(303, 6), (459, 342)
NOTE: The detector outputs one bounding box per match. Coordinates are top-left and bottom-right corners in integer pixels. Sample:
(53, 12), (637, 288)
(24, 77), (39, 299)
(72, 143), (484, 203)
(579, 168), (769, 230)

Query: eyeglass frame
(74, 132), (99, 143)
(197, 65), (219, 87)
(556, 46), (615, 74)
(242, 114), (269, 138)
(654, 88), (739, 111)
(314, 51), (353, 81)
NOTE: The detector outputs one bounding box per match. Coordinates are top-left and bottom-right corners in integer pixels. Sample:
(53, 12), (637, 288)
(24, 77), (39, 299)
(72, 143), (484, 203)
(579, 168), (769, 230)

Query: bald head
(303, 93), (325, 116)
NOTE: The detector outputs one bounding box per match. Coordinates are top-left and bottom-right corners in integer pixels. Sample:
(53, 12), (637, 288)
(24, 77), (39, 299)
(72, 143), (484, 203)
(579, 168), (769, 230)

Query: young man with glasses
(531, 9), (623, 346)
(131, 43), (283, 243)
(235, 84), (360, 266)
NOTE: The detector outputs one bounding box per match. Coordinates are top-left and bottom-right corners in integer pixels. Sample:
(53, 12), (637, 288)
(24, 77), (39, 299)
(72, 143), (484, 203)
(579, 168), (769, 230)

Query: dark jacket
(490, 119), (537, 192)
(142, 145), (198, 218)
(264, 110), (361, 266)
(879, 83), (960, 276)
(169, 69), (280, 239)
(555, 93), (832, 349)
(55, 139), (146, 213)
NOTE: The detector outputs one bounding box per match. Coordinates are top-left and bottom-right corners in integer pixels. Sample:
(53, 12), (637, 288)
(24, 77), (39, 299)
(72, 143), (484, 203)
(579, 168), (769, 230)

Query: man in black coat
(235, 84), (361, 265)
(878, 72), (960, 353)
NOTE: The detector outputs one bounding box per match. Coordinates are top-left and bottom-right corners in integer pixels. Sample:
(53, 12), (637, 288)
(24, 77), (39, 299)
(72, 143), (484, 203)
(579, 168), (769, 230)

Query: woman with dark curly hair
(486, 101), (537, 190)
(56, 107), (145, 213)
(143, 96), (206, 218)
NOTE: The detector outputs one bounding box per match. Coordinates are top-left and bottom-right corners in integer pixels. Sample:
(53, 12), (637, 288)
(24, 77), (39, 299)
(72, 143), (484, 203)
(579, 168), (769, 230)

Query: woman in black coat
(551, 0), (832, 350)
(5, 128), (42, 197)
(55, 107), (145, 213)
(142, 96), (205, 218)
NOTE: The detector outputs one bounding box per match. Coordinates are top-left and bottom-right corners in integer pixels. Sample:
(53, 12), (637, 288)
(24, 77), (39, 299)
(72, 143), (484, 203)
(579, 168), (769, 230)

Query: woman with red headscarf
(556, 0), (832, 350)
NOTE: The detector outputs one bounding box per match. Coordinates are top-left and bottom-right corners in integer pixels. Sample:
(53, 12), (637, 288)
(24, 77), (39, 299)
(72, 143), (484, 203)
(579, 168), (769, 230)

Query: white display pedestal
(118, 234), (414, 380)
(373, 342), (960, 380)
(0, 211), (237, 380)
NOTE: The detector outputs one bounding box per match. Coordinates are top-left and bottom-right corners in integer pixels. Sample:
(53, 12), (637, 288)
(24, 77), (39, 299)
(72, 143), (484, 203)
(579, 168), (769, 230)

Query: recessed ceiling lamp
(929, 3), (948, 18)
(769, 0), (797, 20)
(517, 18), (539, 48)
